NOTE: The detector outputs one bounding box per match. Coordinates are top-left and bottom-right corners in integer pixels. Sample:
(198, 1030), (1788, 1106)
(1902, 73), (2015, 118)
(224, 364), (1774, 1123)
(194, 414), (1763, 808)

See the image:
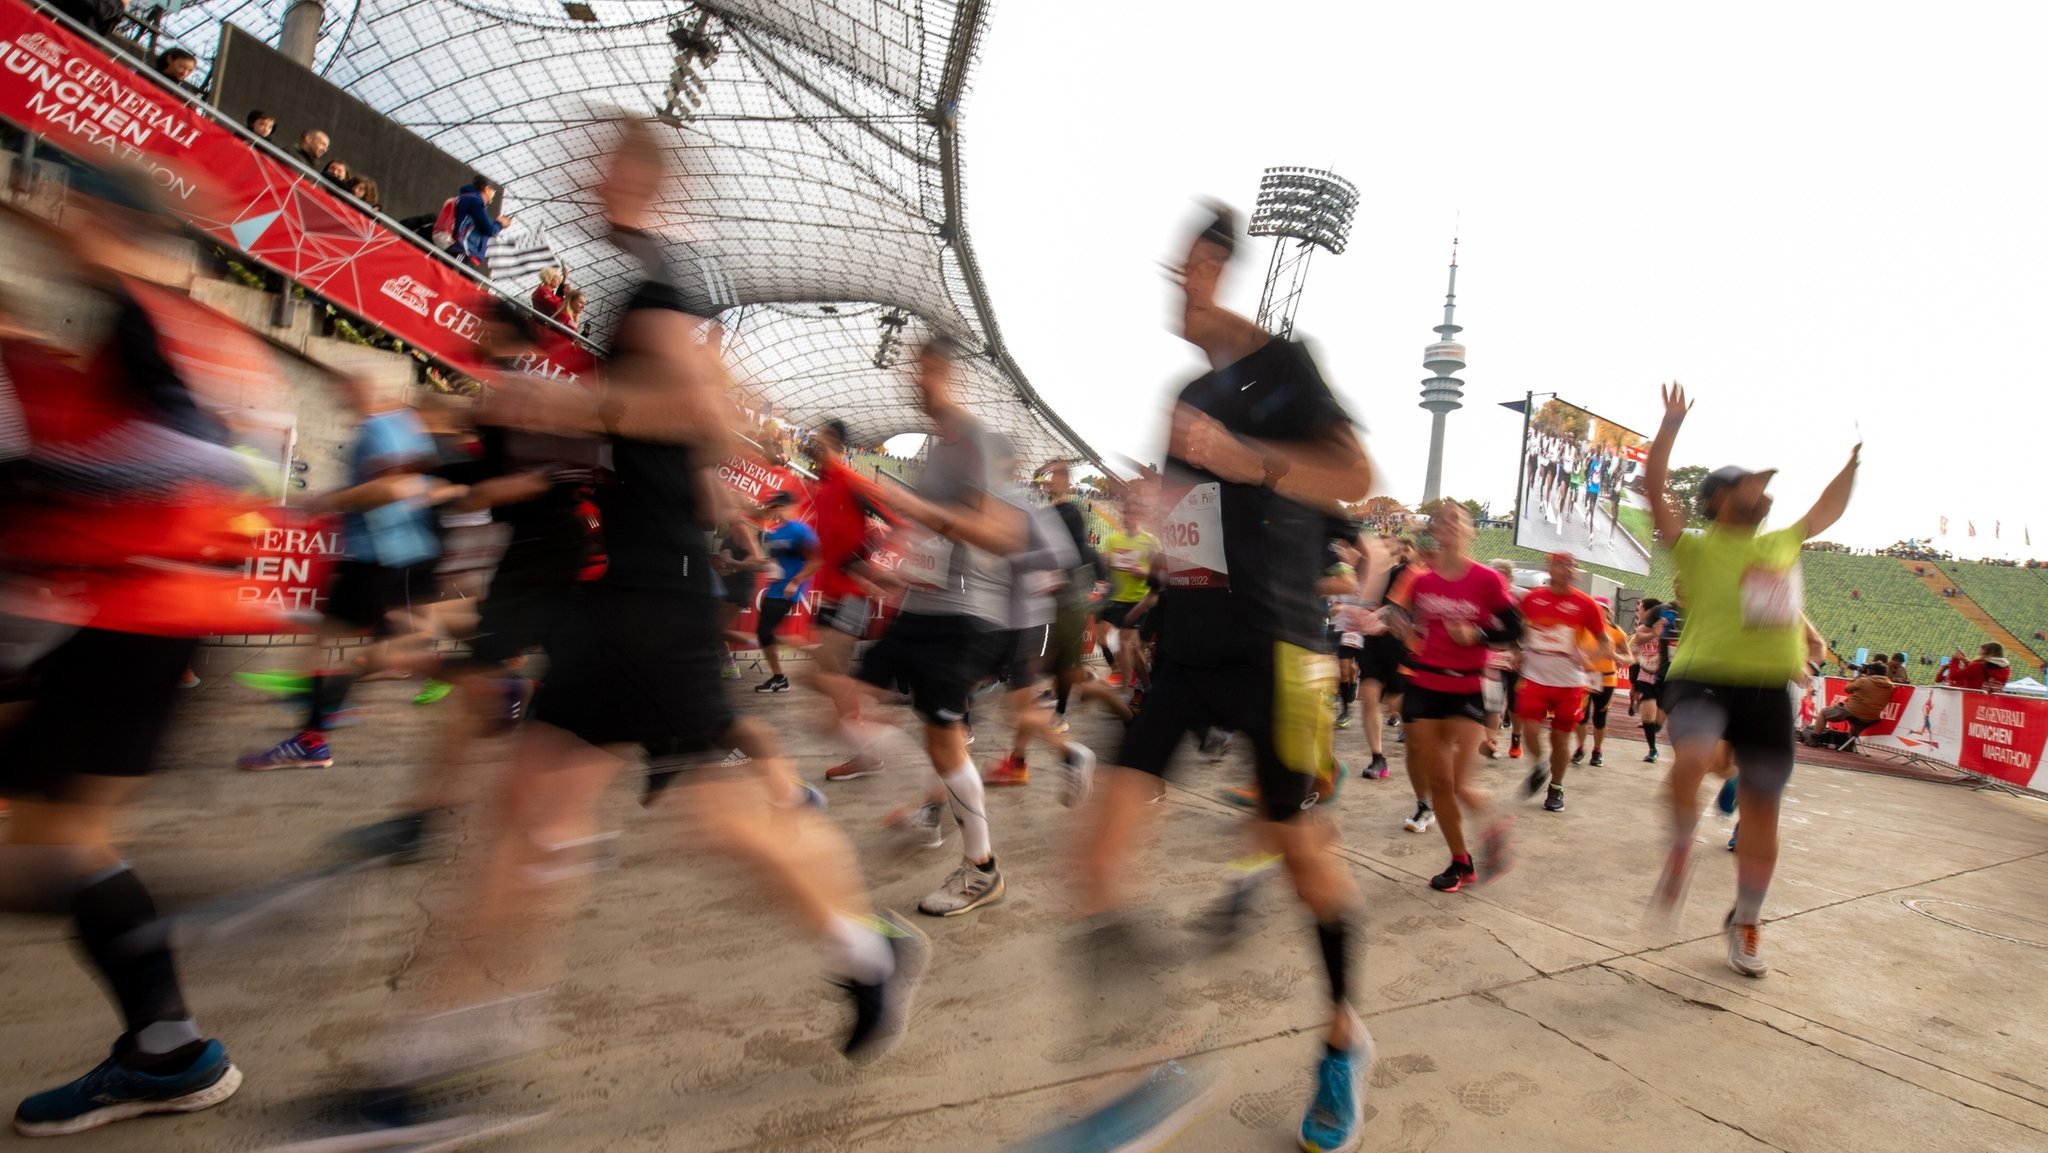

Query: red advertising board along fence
(1814, 677), (2048, 792)
(0, 0), (594, 386)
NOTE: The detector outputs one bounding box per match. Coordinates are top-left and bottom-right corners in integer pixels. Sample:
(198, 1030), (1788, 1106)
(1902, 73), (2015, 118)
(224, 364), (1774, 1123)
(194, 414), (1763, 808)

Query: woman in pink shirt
(1386, 502), (1523, 892)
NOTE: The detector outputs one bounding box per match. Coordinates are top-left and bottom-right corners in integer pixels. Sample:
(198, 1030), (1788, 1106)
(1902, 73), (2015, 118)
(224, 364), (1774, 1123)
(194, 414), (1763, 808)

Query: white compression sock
(825, 914), (895, 984)
(940, 764), (992, 862)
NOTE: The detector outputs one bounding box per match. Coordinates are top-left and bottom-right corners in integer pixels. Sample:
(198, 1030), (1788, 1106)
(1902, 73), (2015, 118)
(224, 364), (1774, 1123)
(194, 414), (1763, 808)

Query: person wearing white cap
(1642, 382), (1859, 979)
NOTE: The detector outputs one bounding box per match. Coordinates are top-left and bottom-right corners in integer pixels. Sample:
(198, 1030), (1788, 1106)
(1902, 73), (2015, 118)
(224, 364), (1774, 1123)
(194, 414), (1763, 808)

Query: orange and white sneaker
(1724, 912), (1768, 977)
(982, 755), (1029, 787)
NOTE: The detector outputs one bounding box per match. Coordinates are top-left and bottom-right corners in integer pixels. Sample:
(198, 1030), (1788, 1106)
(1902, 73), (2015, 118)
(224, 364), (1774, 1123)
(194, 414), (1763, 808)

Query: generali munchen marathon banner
(1812, 677), (2048, 792)
(0, 0), (593, 385)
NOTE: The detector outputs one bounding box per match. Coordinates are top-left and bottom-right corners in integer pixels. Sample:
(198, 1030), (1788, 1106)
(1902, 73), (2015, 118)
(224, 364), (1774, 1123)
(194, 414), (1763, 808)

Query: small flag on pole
(1940, 516), (1949, 536)
(1969, 521), (1978, 538)
(1996, 520), (2002, 539)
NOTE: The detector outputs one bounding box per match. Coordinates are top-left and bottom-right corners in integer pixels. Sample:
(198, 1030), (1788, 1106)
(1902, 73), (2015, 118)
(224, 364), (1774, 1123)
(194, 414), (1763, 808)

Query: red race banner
(231, 506), (340, 622)
(1813, 677), (2048, 791)
(0, 0), (594, 384)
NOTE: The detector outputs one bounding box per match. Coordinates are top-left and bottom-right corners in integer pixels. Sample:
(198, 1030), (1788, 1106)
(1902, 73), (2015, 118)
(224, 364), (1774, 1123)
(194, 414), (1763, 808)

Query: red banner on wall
(0, 0), (595, 385)
(231, 506), (340, 625)
(1814, 677), (2048, 791)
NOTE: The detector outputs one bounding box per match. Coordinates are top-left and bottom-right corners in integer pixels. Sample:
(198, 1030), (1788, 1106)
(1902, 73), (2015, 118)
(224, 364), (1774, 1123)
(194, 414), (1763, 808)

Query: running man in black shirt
(1072, 206), (1378, 1153)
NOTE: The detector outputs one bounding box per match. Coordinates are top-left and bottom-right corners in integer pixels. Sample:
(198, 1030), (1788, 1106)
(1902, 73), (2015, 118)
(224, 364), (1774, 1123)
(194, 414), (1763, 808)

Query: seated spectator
(1951, 643), (2012, 693)
(154, 48), (199, 88)
(449, 175), (509, 268)
(346, 176), (381, 211)
(1805, 662), (1895, 746)
(1886, 652), (1910, 685)
(532, 267), (565, 318)
(247, 110), (276, 139)
(321, 159), (352, 189)
(293, 129), (330, 171)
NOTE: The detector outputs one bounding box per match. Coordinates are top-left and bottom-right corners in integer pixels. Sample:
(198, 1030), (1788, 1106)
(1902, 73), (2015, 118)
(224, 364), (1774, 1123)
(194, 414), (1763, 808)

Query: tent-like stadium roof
(158, 0), (1096, 467)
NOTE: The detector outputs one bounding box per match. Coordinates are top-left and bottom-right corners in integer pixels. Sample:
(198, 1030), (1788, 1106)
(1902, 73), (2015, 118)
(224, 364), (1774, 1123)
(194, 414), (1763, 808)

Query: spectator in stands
(531, 267), (565, 319)
(1951, 643), (2012, 693)
(449, 175), (509, 269)
(154, 48), (199, 89)
(321, 159), (352, 189)
(1886, 652), (1910, 685)
(346, 176), (381, 212)
(1936, 647), (1968, 685)
(54, 0), (125, 35)
(293, 129), (330, 171)
(559, 287), (586, 332)
(1804, 662), (1896, 746)
(246, 110), (276, 140)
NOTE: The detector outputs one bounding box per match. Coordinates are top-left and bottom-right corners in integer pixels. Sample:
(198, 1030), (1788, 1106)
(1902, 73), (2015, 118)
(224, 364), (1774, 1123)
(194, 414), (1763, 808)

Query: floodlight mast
(1247, 167), (1359, 339)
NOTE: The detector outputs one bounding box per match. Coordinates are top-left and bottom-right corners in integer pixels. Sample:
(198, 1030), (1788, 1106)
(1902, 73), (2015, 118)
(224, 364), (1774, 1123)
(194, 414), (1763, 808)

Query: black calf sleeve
(1315, 919), (1351, 1005)
(74, 867), (191, 1043)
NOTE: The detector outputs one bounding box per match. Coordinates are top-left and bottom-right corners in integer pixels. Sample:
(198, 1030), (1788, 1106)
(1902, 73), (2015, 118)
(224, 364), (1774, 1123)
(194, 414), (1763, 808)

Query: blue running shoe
(238, 732), (333, 771)
(14, 1040), (241, 1137)
(1299, 1044), (1365, 1152)
(1715, 777), (1738, 816)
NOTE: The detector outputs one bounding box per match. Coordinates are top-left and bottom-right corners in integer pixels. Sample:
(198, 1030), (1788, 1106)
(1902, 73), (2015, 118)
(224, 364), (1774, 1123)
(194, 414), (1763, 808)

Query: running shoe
(1522, 762), (1549, 797)
(1507, 739), (1520, 759)
(1106, 672), (1124, 688)
(1589, 750), (1604, 767)
(1727, 824), (1739, 852)
(1298, 1044), (1364, 1153)
(1053, 716), (1071, 735)
(331, 810), (434, 864)
(1570, 746), (1585, 766)
(1362, 754), (1391, 780)
(411, 678), (454, 706)
(13, 1040), (241, 1137)
(1544, 783), (1565, 812)
(1220, 784), (1260, 810)
(1196, 856), (1275, 947)
(887, 801), (947, 850)
(1402, 802), (1435, 833)
(1715, 777), (1738, 816)
(1429, 858), (1476, 892)
(1061, 743), (1097, 808)
(1723, 911), (1768, 978)
(238, 732), (333, 771)
(1198, 729), (1231, 758)
(826, 755), (883, 782)
(982, 754), (1029, 787)
(754, 674), (791, 694)
(233, 669), (310, 696)
(178, 669), (201, 690)
(795, 783), (829, 812)
(720, 664), (743, 680)
(1478, 819), (1516, 884)
(1481, 740), (1498, 760)
(917, 858), (1004, 917)
(1335, 706), (1352, 730)
(1643, 749), (1660, 763)
(842, 911), (932, 1063)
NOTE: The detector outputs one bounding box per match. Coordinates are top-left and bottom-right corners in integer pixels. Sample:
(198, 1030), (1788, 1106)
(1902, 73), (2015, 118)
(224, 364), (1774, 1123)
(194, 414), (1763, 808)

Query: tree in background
(1459, 498), (1491, 523)
(1663, 464), (1710, 528)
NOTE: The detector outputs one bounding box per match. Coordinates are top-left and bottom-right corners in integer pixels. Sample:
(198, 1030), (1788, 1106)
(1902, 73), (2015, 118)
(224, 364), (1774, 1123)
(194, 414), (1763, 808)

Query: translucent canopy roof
(159, 0), (1096, 467)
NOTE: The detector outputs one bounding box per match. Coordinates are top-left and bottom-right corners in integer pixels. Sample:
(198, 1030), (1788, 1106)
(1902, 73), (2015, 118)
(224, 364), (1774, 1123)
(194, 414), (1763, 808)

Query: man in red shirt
(800, 419), (902, 780)
(1515, 552), (1612, 811)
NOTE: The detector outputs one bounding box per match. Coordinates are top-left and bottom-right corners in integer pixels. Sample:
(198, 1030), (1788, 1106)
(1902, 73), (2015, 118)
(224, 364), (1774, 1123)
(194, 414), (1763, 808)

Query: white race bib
(894, 525), (955, 592)
(1741, 564), (1802, 629)
(1160, 482), (1228, 589)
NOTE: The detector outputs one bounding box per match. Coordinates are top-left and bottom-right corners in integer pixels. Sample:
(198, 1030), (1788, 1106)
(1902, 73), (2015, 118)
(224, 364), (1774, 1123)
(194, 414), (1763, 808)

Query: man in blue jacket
(450, 175), (509, 268)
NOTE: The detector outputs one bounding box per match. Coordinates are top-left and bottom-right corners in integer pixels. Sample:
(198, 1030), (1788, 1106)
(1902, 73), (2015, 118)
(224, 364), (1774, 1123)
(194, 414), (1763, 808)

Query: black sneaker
(1544, 784), (1566, 812)
(1570, 747), (1585, 766)
(1335, 706), (1352, 730)
(842, 911), (931, 1062)
(330, 810), (435, 864)
(755, 674), (791, 694)
(1429, 859), (1476, 892)
(1523, 763), (1549, 797)
(1589, 750), (1604, 767)
(1643, 749), (1660, 763)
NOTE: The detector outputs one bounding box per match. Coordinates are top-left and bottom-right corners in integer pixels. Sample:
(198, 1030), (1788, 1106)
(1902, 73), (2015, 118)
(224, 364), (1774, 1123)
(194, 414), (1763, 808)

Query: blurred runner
(0, 173), (284, 1135)
(803, 418), (902, 783)
(751, 490), (816, 694)
(1095, 498), (1157, 695)
(1644, 381), (1859, 978)
(1512, 551), (1610, 813)
(1072, 206), (1377, 1153)
(1572, 597), (1633, 768)
(1042, 461), (1131, 733)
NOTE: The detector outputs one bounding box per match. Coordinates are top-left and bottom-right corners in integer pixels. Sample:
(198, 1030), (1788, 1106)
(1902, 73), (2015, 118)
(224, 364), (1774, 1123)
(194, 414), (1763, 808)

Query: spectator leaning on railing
(293, 129), (330, 171)
(1951, 643), (2012, 693)
(447, 175), (510, 269)
(246, 110), (276, 139)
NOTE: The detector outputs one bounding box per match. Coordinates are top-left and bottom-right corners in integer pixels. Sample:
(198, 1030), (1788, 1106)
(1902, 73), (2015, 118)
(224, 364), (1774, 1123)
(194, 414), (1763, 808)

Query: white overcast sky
(963, 1), (2043, 557)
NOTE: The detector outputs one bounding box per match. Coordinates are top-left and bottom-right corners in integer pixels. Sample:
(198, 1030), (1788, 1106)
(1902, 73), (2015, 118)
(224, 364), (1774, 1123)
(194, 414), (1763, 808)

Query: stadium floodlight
(1246, 166), (1359, 338)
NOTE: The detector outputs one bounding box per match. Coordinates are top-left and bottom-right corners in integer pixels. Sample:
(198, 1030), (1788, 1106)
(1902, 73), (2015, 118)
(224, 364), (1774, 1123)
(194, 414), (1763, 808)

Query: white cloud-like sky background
(962, 1), (2043, 557)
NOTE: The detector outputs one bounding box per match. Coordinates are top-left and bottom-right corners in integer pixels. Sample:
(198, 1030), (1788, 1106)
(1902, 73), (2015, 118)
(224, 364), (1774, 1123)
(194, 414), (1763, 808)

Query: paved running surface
(2, 645), (2046, 1152)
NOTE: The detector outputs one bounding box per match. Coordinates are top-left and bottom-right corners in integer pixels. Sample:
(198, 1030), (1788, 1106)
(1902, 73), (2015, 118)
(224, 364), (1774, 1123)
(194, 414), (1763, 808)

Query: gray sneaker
(895, 801), (946, 849)
(1061, 742), (1097, 808)
(917, 858), (1004, 917)
(1724, 912), (1768, 978)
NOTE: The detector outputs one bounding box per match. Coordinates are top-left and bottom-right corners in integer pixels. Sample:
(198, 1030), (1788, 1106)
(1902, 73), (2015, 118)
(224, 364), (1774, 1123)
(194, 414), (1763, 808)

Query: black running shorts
(1401, 684), (1487, 725)
(324, 560), (410, 636)
(1117, 643), (1338, 823)
(1662, 679), (1796, 795)
(1007, 623), (1054, 687)
(858, 611), (1001, 726)
(1586, 684), (1615, 729)
(1, 628), (197, 797)
(815, 595), (872, 639)
(1358, 634), (1408, 691)
(530, 584), (734, 752)
(755, 596), (796, 648)
(1098, 599), (1141, 630)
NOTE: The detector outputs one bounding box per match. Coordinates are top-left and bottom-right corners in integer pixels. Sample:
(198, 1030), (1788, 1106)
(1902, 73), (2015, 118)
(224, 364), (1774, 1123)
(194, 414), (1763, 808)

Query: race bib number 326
(1160, 482), (1228, 589)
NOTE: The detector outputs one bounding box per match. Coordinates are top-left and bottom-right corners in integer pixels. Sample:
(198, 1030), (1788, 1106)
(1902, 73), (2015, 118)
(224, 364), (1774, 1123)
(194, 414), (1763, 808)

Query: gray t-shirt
(1005, 491), (1079, 630)
(901, 411), (1008, 625)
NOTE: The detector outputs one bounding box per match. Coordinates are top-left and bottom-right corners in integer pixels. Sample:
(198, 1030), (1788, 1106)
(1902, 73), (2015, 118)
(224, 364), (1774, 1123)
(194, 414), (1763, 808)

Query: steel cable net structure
(152, 0), (1097, 466)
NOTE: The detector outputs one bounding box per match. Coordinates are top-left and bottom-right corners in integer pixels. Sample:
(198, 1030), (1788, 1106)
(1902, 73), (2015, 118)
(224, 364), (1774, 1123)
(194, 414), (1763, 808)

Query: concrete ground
(3, 646), (2047, 1152)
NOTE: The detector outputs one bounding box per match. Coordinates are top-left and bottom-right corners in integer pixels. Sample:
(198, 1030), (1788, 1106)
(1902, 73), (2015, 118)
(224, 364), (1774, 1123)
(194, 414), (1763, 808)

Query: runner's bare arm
(888, 485), (1028, 557)
(1796, 442), (1861, 541)
(1644, 381), (1692, 547)
(486, 310), (735, 454)
(1168, 405), (1374, 507)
